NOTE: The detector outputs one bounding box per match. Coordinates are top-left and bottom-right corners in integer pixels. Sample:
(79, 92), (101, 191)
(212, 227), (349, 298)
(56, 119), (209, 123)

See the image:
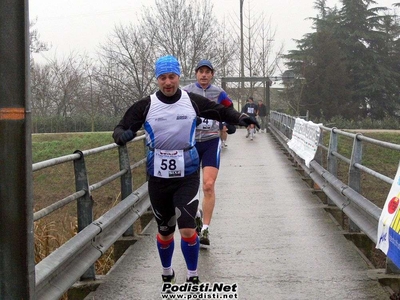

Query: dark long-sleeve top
(257, 104), (267, 117)
(112, 89), (244, 177)
(113, 89), (242, 144)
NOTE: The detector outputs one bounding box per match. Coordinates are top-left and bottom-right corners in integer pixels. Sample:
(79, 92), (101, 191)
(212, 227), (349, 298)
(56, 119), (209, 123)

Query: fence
(32, 133), (151, 300)
(269, 110), (400, 275)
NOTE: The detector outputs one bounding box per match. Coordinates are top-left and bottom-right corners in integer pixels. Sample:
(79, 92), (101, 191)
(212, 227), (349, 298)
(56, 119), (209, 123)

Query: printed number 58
(161, 159), (177, 170)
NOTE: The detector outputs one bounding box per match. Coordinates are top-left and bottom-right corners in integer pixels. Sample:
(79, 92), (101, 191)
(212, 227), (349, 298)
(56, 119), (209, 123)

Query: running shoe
(161, 271), (176, 295)
(162, 270), (176, 284)
(199, 228), (210, 249)
(195, 209), (203, 235)
(186, 276), (200, 284)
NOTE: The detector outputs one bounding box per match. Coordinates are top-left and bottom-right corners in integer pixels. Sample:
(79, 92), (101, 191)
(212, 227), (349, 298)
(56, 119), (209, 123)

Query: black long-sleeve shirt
(113, 89), (243, 145)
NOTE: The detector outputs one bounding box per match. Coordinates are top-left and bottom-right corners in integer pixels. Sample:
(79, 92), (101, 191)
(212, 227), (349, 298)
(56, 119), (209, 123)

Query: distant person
(183, 59), (236, 249)
(220, 122), (229, 149)
(257, 100), (267, 133)
(241, 97), (258, 140)
(113, 55), (258, 284)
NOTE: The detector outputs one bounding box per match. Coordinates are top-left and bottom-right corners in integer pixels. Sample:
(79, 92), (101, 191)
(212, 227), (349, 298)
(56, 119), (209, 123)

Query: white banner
(376, 162), (400, 268)
(287, 118), (321, 167)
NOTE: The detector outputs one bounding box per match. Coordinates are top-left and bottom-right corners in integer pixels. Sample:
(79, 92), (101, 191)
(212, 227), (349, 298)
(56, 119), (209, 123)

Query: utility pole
(0, 0), (35, 299)
(240, 0), (245, 108)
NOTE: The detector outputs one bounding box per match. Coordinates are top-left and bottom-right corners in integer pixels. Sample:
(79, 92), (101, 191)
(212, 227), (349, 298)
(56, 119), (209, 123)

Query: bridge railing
(269, 111), (400, 274)
(33, 133), (151, 300)
(33, 114), (400, 298)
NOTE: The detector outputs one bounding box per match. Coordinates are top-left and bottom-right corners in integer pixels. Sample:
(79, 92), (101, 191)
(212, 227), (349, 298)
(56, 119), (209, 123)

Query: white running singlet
(144, 91), (199, 177)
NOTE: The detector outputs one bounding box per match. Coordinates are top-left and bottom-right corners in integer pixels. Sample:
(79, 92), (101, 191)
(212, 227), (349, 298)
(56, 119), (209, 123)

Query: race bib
(247, 107), (255, 114)
(154, 149), (185, 178)
(198, 117), (212, 130)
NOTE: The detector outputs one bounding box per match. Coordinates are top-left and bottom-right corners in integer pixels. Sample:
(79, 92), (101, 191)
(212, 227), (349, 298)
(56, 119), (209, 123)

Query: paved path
(86, 129), (390, 300)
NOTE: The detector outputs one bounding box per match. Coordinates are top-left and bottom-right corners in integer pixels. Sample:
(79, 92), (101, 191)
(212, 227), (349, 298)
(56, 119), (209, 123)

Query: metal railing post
(314, 129), (323, 165)
(289, 116), (295, 139)
(285, 114), (291, 139)
(143, 138), (151, 215)
(143, 136), (147, 157)
(348, 134), (362, 232)
(118, 145), (134, 236)
(73, 150), (95, 280)
(327, 128), (338, 206)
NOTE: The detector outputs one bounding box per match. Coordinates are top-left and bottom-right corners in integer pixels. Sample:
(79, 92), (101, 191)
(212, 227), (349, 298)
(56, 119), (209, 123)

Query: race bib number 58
(154, 149), (184, 178)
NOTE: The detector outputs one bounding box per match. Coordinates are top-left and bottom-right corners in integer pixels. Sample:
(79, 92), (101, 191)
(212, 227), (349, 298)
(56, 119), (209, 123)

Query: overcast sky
(29, 0), (397, 66)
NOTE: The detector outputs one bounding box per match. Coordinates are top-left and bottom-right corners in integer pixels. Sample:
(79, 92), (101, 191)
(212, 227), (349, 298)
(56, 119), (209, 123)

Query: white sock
(187, 270), (198, 279)
(202, 224), (209, 231)
(163, 266), (173, 276)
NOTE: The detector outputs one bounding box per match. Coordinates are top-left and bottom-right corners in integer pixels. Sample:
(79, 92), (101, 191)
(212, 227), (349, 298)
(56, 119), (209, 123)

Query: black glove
(238, 114), (260, 129)
(225, 123), (236, 134)
(118, 129), (136, 145)
(196, 116), (202, 126)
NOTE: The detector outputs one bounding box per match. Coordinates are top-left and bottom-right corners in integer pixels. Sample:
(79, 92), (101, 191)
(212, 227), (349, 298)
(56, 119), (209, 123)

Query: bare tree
(218, 2), (283, 108)
(96, 0), (237, 114)
(95, 57), (134, 117)
(45, 53), (86, 118)
(31, 63), (57, 117)
(30, 53), (88, 133)
(98, 24), (157, 113)
(76, 58), (105, 131)
(29, 18), (50, 54)
(214, 17), (239, 79)
(140, 0), (226, 77)
(30, 0), (283, 132)
(242, 5), (283, 80)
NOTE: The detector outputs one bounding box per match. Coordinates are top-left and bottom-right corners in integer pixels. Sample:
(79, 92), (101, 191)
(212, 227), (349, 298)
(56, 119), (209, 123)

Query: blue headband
(155, 55), (181, 78)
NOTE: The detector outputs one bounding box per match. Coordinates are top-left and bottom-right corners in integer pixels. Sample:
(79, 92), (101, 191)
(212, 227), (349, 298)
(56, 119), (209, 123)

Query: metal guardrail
(32, 134), (152, 300)
(269, 111), (400, 273)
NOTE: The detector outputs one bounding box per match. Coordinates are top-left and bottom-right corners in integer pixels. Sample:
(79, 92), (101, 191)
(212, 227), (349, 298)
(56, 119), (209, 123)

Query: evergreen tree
(302, 30), (352, 120)
(337, 0), (371, 117)
(367, 11), (400, 118)
(285, 2), (352, 119)
(284, 0), (400, 120)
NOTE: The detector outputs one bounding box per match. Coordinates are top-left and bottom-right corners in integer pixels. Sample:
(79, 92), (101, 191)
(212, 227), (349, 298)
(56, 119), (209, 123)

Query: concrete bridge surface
(85, 129), (391, 300)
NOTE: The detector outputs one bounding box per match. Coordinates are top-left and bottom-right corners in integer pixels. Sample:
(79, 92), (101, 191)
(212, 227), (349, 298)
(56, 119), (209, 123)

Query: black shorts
(148, 171), (200, 236)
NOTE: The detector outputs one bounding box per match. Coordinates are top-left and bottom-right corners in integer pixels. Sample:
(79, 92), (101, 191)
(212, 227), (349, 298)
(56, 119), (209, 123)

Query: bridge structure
(1, 2), (400, 299)
(83, 129), (391, 300)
